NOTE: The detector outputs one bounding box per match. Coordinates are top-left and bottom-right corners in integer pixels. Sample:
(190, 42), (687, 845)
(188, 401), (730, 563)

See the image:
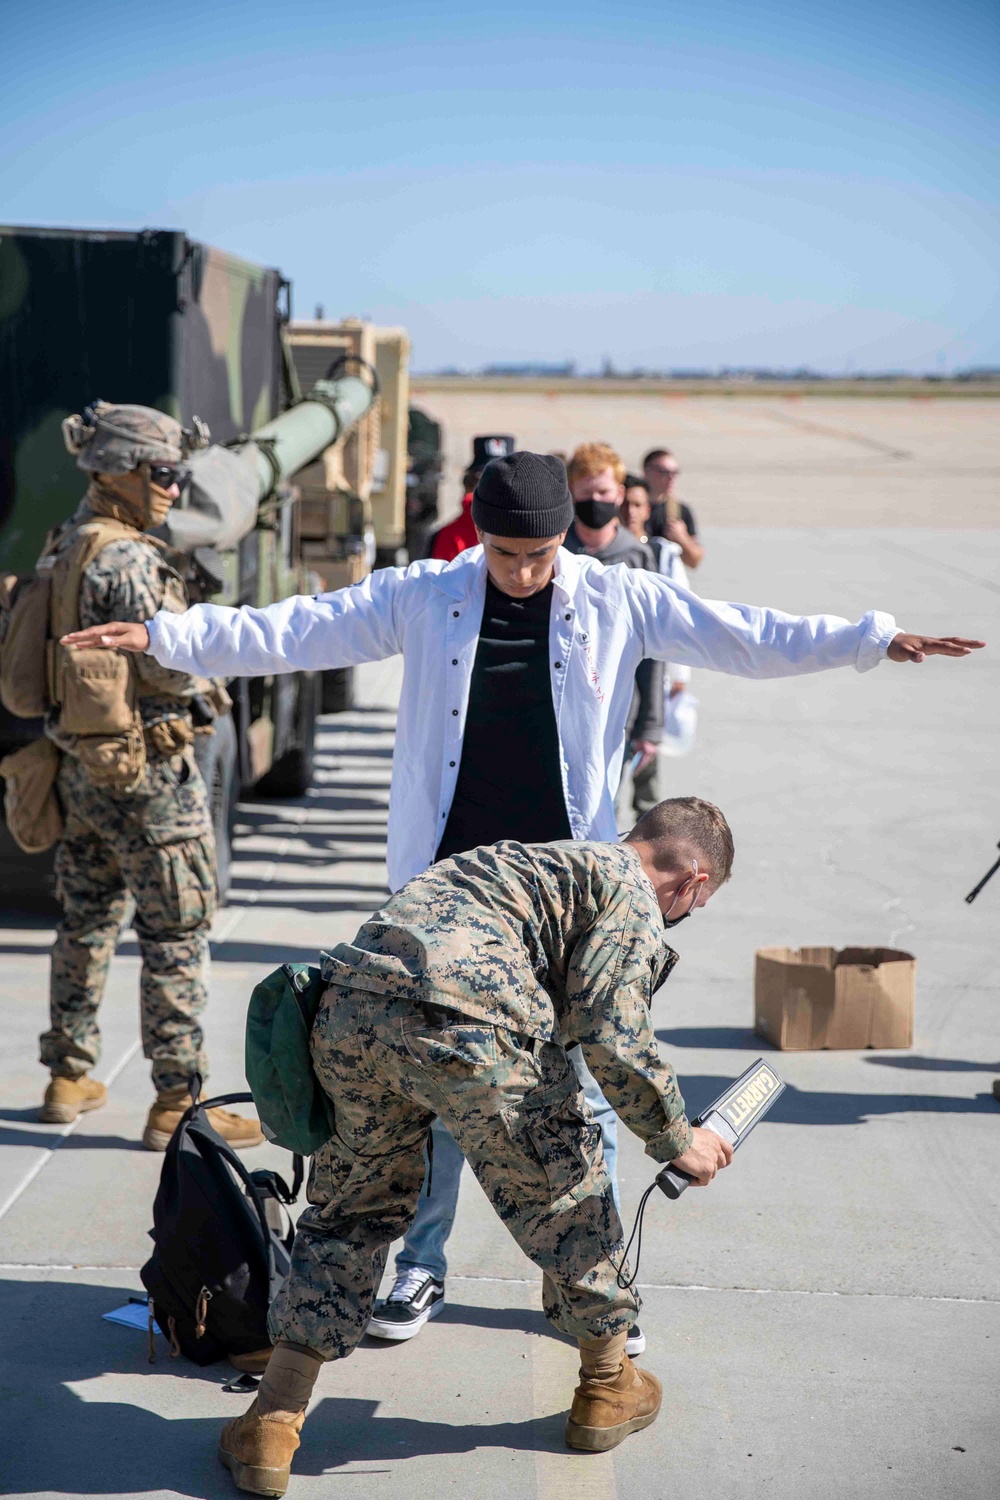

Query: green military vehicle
(0, 225), (436, 899)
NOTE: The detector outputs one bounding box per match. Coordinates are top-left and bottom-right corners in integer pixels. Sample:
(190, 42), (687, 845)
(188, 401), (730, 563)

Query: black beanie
(471, 451), (574, 538)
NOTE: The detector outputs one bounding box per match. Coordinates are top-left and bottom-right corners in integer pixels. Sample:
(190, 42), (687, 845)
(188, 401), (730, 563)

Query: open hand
(887, 633), (985, 664)
(60, 621), (150, 653)
(668, 1126), (734, 1187)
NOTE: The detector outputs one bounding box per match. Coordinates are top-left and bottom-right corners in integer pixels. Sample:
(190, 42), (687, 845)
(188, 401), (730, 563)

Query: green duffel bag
(245, 963), (336, 1155)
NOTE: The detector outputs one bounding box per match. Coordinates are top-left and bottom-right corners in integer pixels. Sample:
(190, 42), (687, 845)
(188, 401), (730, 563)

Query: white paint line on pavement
(0, 1266), (996, 1307)
(446, 1273), (1000, 1306)
(0, 1038), (141, 1227)
(0, 1263), (145, 1271)
(531, 1326), (617, 1500)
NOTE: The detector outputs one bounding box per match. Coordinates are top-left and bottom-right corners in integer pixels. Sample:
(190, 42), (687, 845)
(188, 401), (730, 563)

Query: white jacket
(145, 545), (897, 892)
(649, 536), (692, 687)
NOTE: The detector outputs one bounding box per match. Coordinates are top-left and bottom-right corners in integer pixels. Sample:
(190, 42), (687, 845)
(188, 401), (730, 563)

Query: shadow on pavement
(205, 941), (327, 966)
(681, 1075), (999, 1125)
(426, 1301), (555, 1337)
(657, 1026), (763, 1050)
(227, 876), (390, 899)
(1, 1279), (573, 1495)
(2, 1279), (232, 1498)
(0, 1110), (141, 1151)
(302, 1395), (565, 1471)
(315, 740), (394, 756)
(861, 1055), (1000, 1072)
(222, 896), (388, 916)
(0, 909), (56, 930)
(233, 823), (388, 847)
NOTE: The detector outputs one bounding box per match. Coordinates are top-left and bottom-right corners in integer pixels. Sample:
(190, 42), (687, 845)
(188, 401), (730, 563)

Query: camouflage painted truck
(0, 225), (420, 897)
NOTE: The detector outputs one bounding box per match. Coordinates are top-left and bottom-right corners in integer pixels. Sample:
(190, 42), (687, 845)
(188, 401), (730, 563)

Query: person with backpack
(2, 402), (262, 1153)
(59, 448), (983, 1334)
(225, 799), (738, 1489)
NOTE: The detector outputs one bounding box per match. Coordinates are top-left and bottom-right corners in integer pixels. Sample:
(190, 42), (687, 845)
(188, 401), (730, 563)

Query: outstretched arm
(61, 566), (409, 678)
(624, 570), (984, 677)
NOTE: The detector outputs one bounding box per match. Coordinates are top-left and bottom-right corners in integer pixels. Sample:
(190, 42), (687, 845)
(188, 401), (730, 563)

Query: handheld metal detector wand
(656, 1058), (786, 1200)
(612, 1058), (787, 1292)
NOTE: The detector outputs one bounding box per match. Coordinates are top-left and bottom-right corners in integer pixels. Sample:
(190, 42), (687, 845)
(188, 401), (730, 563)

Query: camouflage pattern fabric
(269, 987), (637, 1357)
(45, 499), (202, 745)
(42, 750), (216, 1092)
(63, 401), (199, 476)
(322, 839), (692, 1165)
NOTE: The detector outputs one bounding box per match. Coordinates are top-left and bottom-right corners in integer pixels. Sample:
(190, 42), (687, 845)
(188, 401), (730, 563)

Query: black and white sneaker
(625, 1324), (646, 1357)
(367, 1269), (445, 1342)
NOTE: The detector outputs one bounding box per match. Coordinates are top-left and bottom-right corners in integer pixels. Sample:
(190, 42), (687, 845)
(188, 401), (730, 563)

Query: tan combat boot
(39, 1075), (107, 1124)
(218, 1398), (303, 1497)
(219, 1343), (322, 1496)
(565, 1347), (662, 1453)
(142, 1086), (265, 1152)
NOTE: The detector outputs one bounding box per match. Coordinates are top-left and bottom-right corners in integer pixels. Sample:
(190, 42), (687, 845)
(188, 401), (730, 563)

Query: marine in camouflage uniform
(42, 513), (217, 1093)
(269, 839), (693, 1356)
(39, 402), (260, 1150)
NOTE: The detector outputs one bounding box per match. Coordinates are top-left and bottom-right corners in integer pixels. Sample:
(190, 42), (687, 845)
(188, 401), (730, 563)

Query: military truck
(0, 225), (427, 899)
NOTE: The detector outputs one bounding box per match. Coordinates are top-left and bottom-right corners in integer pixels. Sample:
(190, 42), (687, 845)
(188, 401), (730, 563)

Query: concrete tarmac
(1, 529), (998, 1500)
(409, 387), (999, 529)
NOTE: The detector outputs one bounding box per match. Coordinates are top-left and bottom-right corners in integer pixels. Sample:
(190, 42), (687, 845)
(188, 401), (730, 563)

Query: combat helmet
(62, 401), (210, 475)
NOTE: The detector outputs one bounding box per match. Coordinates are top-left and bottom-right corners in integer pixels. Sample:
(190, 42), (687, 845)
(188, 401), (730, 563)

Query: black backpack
(140, 1084), (303, 1366)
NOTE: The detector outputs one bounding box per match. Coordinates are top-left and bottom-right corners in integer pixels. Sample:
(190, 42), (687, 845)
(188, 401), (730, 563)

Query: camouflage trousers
(269, 987), (639, 1359)
(42, 750), (217, 1094)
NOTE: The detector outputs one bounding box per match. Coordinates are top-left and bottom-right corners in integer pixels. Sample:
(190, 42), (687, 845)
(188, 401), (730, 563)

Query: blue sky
(2, 0), (997, 371)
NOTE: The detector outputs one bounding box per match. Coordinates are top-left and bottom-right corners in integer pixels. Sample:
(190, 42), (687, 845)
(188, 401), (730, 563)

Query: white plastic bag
(662, 689), (699, 757)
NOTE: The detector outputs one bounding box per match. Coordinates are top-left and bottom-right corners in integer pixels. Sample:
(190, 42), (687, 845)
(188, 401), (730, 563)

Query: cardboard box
(754, 946), (915, 1050)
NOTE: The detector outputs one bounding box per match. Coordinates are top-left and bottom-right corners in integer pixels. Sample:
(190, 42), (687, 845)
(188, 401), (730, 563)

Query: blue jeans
(395, 1045), (620, 1282)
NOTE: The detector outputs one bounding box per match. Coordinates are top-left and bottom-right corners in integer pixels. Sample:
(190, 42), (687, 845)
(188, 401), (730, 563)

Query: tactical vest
(0, 517), (173, 788)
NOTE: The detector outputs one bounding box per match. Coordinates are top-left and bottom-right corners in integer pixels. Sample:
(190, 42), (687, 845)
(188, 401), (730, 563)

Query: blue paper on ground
(103, 1302), (161, 1334)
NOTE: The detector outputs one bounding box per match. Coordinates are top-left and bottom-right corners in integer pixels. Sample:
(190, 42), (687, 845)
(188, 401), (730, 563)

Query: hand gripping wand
(656, 1057), (786, 1198)
(613, 1059), (786, 1290)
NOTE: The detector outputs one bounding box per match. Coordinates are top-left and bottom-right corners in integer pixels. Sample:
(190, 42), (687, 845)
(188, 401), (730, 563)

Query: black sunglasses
(148, 464), (186, 489)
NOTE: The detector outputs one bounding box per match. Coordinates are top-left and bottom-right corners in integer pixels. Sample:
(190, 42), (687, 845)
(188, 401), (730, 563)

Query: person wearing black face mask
(564, 443), (665, 821)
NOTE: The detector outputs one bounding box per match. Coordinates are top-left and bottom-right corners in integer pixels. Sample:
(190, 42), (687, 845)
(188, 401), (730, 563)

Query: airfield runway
(410, 384), (998, 529)
(1, 394), (998, 1500)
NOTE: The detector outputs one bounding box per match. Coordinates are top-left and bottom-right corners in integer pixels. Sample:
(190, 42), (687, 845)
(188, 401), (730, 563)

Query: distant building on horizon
(480, 360), (577, 377)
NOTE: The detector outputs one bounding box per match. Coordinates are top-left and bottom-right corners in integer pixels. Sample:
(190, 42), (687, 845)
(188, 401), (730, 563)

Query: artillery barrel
(235, 373), (374, 497)
(172, 372), (376, 553)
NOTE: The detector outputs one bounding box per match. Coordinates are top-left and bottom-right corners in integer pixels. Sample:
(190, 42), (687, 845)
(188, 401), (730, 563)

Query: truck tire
(257, 671), (319, 799)
(193, 714), (239, 903)
(321, 666), (355, 715)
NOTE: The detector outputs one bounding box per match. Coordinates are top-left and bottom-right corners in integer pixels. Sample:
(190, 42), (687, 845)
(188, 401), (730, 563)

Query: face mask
(575, 499), (619, 529)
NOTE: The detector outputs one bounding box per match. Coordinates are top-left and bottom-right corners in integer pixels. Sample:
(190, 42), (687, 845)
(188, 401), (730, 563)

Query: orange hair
(566, 442), (626, 488)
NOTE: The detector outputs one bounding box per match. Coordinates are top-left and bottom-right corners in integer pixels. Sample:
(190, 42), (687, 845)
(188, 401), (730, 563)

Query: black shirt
(648, 501), (697, 539)
(436, 578), (571, 862)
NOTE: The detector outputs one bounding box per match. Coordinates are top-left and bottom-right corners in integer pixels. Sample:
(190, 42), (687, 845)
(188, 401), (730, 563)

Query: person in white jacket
(62, 450), (984, 1354)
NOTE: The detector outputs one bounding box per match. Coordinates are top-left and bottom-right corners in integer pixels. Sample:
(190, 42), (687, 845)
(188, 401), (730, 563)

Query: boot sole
(39, 1093), (107, 1125)
(565, 1405), (660, 1453)
(219, 1442), (290, 1497)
